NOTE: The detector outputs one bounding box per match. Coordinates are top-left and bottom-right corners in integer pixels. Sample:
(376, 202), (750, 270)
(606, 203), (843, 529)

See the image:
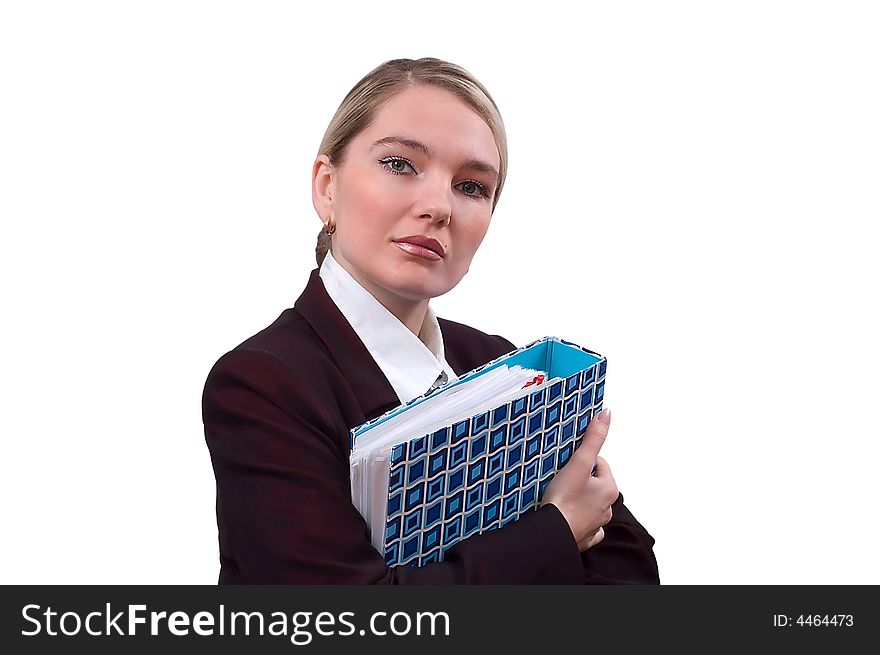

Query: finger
(576, 408), (611, 467)
(592, 458), (618, 501)
(591, 455), (611, 478)
(587, 527), (605, 549)
(580, 528), (600, 551)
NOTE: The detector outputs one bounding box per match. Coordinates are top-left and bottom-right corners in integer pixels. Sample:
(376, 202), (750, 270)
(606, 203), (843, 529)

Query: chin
(382, 273), (459, 301)
(388, 281), (453, 301)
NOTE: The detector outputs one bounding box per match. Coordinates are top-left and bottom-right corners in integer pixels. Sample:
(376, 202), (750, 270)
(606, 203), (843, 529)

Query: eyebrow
(371, 135), (499, 184)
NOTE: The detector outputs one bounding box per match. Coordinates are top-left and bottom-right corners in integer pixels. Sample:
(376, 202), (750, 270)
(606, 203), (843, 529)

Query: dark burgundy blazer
(202, 269), (660, 584)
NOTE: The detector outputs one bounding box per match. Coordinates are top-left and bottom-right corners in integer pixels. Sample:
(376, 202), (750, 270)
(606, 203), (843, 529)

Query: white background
(2, 1), (878, 584)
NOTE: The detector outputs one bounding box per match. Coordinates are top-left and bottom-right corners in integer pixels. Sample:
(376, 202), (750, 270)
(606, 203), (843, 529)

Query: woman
(202, 57), (659, 584)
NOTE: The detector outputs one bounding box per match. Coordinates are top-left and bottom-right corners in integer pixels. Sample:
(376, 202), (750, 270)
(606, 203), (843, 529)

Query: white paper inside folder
(349, 364), (560, 552)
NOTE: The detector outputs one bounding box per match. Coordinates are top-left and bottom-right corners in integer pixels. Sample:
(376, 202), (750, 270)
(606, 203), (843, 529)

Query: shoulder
(202, 307), (337, 411)
(209, 307), (333, 378)
(438, 317), (517, 375)
(201, 308), (353, 452)
(437, 316), (516, 350)
(233, 308), (323, 363)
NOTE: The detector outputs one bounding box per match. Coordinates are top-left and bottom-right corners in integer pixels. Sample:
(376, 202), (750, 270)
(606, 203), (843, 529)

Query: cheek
(459, 216), (491, 252)
(341, 170), (404, 228)
(355, 187), (390, 225)
(448, 219), (490, 274)
(473, 217), (491, 247)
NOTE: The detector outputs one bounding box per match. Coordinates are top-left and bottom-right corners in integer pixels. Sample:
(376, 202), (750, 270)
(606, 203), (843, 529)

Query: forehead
(355, 86), (500, 166)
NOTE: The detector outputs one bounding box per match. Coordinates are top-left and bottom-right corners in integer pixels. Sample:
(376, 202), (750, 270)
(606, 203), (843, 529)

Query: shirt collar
(319, 251), (457, 404)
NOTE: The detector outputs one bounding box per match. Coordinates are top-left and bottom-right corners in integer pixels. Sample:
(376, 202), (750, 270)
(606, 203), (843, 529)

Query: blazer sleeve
(202, 348), (587, 584)
(580, 493), (660, 584)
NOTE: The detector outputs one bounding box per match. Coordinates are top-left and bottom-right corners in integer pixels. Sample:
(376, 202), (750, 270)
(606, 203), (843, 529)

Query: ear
(311, 155), (336, 223)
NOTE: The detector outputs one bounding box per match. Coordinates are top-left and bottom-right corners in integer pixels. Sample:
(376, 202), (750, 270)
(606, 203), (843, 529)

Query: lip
(392, 234), (446, 259)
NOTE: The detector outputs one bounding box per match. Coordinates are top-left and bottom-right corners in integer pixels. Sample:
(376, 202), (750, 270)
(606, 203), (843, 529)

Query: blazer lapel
(294, 268), (401, 421)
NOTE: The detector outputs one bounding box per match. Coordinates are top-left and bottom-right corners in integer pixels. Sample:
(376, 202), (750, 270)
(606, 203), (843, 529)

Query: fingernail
(596, 408), (611, 424)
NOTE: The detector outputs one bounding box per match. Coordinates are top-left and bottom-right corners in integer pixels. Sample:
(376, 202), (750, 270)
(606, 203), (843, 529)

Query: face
(313, 85), (501, 308)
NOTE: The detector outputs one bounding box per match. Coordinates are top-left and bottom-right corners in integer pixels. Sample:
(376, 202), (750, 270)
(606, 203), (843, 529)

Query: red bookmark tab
(521, 374), (545, 389)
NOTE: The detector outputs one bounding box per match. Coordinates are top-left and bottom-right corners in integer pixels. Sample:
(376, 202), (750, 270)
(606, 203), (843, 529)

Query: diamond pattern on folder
(381, 357), (605, 567)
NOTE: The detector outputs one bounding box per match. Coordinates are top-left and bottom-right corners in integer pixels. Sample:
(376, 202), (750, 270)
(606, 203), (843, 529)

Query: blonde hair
(315, 57), (508, 266)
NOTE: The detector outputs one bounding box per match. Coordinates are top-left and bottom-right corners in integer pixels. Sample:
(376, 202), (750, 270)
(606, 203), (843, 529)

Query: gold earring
(323, 219), (336, 235)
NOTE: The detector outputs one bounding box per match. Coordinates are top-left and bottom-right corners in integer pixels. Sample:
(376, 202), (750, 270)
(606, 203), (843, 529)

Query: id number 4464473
(773, 614), (854, 627)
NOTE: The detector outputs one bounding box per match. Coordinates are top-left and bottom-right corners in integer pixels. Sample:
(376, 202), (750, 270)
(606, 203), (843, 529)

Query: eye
(378, 156), (416, 175)
(379, 157), (492, 200)
(458, 179), (490, 200)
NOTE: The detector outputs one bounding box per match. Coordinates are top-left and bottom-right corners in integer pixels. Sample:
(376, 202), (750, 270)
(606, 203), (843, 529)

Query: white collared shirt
(319, 250), (458, 404)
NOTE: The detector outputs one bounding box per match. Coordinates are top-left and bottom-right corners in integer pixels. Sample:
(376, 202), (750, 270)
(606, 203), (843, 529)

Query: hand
(540, 409), (619, 552)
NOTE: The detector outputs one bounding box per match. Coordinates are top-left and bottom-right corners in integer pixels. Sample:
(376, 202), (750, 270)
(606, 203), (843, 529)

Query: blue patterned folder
(349, 336), (606, 567)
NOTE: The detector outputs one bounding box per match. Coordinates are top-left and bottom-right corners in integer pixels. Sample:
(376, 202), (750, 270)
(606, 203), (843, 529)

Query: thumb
(576, 408), (611, 471)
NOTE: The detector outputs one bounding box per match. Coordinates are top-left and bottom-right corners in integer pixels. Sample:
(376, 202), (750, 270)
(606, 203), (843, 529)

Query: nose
(416, 175), (453, 226)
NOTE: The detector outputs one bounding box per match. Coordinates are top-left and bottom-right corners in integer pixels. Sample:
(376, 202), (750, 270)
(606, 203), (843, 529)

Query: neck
(375, 292), (429, 336)
(332, 253), (429, 336)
